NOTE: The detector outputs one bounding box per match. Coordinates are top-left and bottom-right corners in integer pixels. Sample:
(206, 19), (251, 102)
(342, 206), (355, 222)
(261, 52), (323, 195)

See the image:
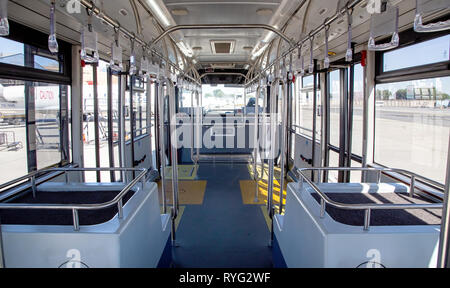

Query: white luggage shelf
(0, 168), (171, 268)
(274, 168), (444, 268)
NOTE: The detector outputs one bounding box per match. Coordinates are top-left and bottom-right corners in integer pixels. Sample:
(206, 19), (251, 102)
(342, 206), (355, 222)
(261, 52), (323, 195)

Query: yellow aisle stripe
(175, 206), (185, 231)
(260, 206), (272, 232)
(158, 180), (207, 205)
(160, 206), (185, 232)
(240, 180), (287, 207)
(164, 165), (198, 180)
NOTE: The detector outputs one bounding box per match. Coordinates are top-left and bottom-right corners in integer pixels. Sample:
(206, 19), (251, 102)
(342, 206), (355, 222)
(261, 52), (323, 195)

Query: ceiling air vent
(211, 40), (235, 54)
(210, 63), (236, 69)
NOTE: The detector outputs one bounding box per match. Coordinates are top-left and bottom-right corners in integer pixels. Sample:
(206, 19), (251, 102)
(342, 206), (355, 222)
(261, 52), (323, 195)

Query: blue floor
(172, 163), (273, 268)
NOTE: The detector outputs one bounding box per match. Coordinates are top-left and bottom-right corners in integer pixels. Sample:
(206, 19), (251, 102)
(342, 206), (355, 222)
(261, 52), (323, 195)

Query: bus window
(375, 76), (450, 184)
(0, 79), (27, 183)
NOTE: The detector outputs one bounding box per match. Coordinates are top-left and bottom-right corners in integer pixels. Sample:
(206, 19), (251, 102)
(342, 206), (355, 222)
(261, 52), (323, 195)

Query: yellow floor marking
(158, 180), (207, 205)
(240, 179), (287, 207)
(159, 206), (185, 232)
(164, 165), (198, 180)
(247, 164), (283, 182)
(175, 206), (185, 231)
(260, 206), (272, 232)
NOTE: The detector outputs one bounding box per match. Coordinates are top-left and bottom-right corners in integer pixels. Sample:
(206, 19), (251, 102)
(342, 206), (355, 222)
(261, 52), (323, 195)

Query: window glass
(0, 78), (65, 181)
(131, 77), (147, 137)
(375, 76), (450, 184)
(68, 86), (72, 163)
(34, 54), (60, 73)
(202, 84), (245, 115)
(0, 79), (27, 183)
(97, 60), (110, 181)
(125, 90), (131, 142)
(0, 37), (63, 73)
(352, 64), (364, 156)
(350, 160), (363, 183)
(316, 87), (322, 141)
(82, 61), (122, 182)
(297, 75), (321, 140)
(0, 38), (24, 67)
(383, 35), (450, 72)
(329, 70), (340, 147)
(328, 151), (340, 183)
(298, 76), (314, 138)
(0, 26), (69, 185)
(112, 74), (121, 180)
(82, 64), (96, 181)
(150, 82), (157, 169)
(181, 88), (193, 109)
(35, 82), (62, 169)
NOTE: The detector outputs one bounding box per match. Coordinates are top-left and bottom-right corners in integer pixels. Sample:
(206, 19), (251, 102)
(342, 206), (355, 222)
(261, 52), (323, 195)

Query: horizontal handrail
(292, 125), (314, 134)
(0, 167), (148, 231)
(295, 167), (444, 231)
(0, 167), (143, 191)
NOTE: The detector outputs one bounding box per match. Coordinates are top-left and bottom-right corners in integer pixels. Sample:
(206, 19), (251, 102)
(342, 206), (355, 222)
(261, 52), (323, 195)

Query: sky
(0, 37), (59, 70)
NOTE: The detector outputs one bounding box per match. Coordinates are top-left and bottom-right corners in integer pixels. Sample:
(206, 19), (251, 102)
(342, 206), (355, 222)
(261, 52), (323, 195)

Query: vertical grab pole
(0, 217), (5, 268)
(130, 76), (136, 179)
(169, 80), (180, 244)
(253, 82), (261, 181)
(286, 55), (293, 177)
(253, 81), (261, 203)
(195, 89), (201, 163)
(260, 82), (268, 177)
(322, 71), (330, 183)
(268, 79), (278, 219)
(93, 63), (101, 182)
(119, 73), (127, 182)
(438, 136), (450, 268)
(190, 89), (195, 164)
(279, 79), (287, 215)
(158, 79), (167, 214)
(147, 79), (153, 171)
(362, 55), (369, 183)
(268, 78), (279, 244)
(338, 68), (349, 183)
(107, 68), (116, 182)
(346, 62), (355, 182)
(154, 81), (161, 175)
(311, 59), (318, 182)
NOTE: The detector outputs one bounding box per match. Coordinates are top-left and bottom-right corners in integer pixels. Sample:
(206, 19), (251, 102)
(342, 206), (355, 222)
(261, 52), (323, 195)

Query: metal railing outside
(0, 167), (148, 231)
(295, 167), (444, 231)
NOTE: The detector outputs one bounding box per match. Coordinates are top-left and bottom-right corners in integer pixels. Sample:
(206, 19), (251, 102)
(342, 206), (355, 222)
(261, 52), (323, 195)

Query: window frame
(127, 75), (150, 140)
(375, 23), (450, 84)
(373, 26), (450, 188)
(324, 53), (365, 183)
(0, 21), (71, 85)
(0, 21), (72, 184)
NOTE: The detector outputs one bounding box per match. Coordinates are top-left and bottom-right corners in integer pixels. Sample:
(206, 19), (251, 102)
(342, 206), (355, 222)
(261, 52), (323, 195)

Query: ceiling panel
(162, 0), (281, 25)
(160, 0), (284, 64)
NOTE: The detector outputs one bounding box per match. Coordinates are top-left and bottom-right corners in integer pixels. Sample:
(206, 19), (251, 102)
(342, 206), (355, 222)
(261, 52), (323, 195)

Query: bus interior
(0, 0), (449, 268)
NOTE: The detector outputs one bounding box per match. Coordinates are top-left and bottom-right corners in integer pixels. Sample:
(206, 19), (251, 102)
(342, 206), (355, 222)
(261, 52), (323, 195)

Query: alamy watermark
(366, 0), (384, 14)
(66, 0), (82, 14)
(59, 249), (89, 268)
(168, 112), (282, 160)
(357, 249), (385, 268)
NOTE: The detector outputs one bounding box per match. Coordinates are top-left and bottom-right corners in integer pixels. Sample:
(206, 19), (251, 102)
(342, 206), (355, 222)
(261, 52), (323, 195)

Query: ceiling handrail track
(149, 24), (297, 49)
